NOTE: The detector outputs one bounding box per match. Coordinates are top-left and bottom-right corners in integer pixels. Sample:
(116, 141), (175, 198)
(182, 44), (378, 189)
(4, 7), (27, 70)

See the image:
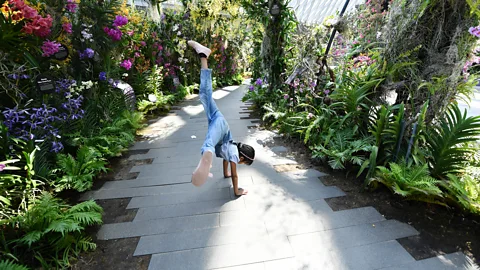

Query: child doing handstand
(188, 40), (255, 196)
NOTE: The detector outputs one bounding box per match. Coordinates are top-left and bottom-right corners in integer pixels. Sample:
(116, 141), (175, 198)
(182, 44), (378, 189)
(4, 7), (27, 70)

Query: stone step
(262, 240), (415, 270)
(379, 252), (472, 270)
(265, 206), (386, 236)
(133, 198), (245, 221)
(147, 236), (293, 270)
(288, 219), (419, 254)
(126, 187), (231, 209)
(81, 180), (227, 200)
(134, 223), (268, 256)
(97, 213), (219, 240)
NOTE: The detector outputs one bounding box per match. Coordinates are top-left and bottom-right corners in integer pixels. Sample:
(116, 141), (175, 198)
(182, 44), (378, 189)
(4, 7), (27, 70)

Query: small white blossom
(172, 24), (179, 31)
(148, 94), (157, 102)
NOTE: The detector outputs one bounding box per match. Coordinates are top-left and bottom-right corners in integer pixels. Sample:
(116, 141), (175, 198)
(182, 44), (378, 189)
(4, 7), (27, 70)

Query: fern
(53, 146), (108, 192)
(427, 104), (480, 178)
(6, 193), (102, 268)
(0, 260), (29, 270)
(312, 129), (374, 170)
(369, 161), (445, 205)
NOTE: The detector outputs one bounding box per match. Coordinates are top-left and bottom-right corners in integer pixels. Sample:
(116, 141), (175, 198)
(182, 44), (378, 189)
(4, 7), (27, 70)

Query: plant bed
(263, 124), (480, 263)
(72, 237), (150, 270)
(70, 150), (154, 269)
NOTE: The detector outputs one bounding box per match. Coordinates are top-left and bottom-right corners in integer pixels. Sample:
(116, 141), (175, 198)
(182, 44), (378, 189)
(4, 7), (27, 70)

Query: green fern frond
(0, 260), (29, 270)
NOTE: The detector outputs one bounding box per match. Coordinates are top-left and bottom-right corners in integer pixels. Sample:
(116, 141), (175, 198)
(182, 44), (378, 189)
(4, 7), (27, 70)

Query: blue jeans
(199, 69), (231, 155)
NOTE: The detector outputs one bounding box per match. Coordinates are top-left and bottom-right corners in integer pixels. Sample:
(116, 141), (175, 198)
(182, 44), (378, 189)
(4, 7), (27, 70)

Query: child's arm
(230, 161), (247, 195)
(223, 159), (230, 178)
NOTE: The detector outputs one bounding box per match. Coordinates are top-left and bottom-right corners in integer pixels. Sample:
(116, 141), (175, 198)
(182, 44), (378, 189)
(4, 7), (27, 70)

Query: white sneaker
(187, 40), (211, 58)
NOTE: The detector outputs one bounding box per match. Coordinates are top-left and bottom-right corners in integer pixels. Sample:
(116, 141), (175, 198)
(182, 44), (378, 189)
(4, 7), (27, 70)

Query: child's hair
(234, 142), (255, 165)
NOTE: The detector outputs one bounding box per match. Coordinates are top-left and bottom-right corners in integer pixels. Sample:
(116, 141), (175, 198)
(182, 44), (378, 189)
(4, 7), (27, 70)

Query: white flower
(122, 73), (129, 77)
(376, 32), (382, 39)
(178, 57), (184, 63)
(172, 24), (179, 31)
(81, 80), (94, 89)
(148, 94), (157, 102)
(177, 31), (182, 36)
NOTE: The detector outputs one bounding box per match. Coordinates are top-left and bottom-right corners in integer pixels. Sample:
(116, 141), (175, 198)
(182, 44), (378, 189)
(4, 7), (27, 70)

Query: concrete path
(82, 84), (471, 269)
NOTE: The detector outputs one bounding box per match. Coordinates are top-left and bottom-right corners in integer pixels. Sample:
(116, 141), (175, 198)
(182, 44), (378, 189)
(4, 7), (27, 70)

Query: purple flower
(120, 59), (132, 70)
(140, 41), (146, 46)
(112, 15), (128, 27)
(104, 27), (122, 41)
(284, 94), (289, 99)
(51, 141), (64, 153)
(324, 90), (330, 95)
(248, 85), (254, 91)
(55, 79), (76, 93)
(62, 22), (72, 34)
(0, 164), (5, 172)
(79, 48), (95, 59)
(66, 0), (77, 13)
(41, 40), (61, 57)
(469, 26), (480, 38)
(99, 72), (107, 81)
(8, 74), (19, 80)
(255, 78), (262, 85)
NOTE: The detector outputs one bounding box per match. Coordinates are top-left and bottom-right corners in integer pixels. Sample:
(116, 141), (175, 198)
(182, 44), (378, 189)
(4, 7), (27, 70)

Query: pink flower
(134, 52), (141, 58)
(307, 113), (314, 119)
(66, 0), (77, 13)
(127, 30), (134, 36)
(41, 40), (61, 57)
(0, 164), (5, 172)
(62, 22), (72, 34)
(22, 5), (37, 19)
(140, 41), (146, 46)
(104, 27), (122, 41)
(22, 15), (53, 38)
(284, 94), (289, 100)
(120, 59), (132, 70)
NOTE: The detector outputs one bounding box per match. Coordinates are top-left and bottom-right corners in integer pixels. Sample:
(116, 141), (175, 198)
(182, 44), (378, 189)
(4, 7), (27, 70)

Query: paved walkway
(82, 84), (470, 269)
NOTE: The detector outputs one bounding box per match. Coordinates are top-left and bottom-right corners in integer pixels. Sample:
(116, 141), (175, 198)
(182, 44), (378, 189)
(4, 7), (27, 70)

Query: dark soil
(71, 237), (150, 270)
(264, 128), (480, 264)
(71, 149), (153, 270)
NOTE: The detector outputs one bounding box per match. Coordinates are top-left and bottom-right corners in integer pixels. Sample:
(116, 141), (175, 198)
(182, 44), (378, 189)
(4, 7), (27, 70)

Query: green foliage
(0, 148), (44, 223)
(0, 260), (29, 270)
(53, 146), (108, 193)
(312, 128), (374, 170)
(442, 169), (480, 214)
(5, 192), (102, 268)
(427, 104), (480, 178)
(369, 161), (445, 205)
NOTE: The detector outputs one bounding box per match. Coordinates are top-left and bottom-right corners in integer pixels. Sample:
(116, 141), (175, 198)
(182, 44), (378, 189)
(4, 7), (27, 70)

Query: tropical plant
(0, 260), (29, 270)
(427, 104), (480, 178)
(0, 150), (44, 222)
(368, 161), (445, 205)
(442, 169), (480, 214)
(5, 192), (102, 269)
(52, 146), (108, 192)
(312, 128), (374, 170)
